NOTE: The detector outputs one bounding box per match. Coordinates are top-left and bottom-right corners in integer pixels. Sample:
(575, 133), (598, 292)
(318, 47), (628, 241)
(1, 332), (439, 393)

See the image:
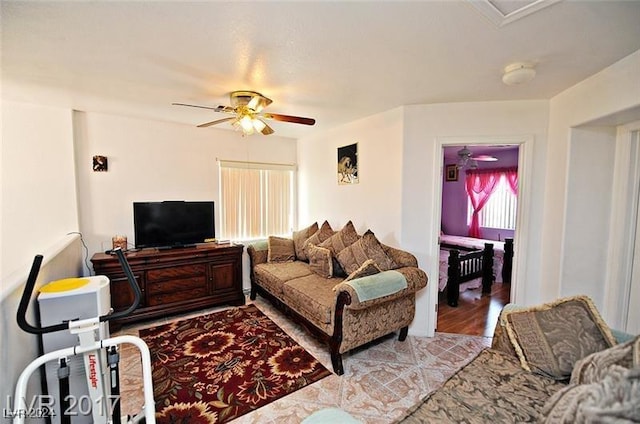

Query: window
(467, 175), (517, 230)
(219, 160), (295, 240)
(465, 168), (518, 237)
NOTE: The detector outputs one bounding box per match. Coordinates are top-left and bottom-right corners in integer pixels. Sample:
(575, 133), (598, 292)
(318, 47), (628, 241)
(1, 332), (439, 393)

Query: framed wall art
(337, 143), (358, 185)
(445, 164), (458, 182)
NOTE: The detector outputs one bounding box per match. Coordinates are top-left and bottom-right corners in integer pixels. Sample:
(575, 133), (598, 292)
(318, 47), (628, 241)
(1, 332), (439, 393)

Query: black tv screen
(133, 201), (215, 249)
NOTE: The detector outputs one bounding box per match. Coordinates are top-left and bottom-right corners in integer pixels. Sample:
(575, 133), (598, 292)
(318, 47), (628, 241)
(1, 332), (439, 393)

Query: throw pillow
(540, 365), (640, 423)
(343, 259), (382, 282)
(318, 220), (359, 255)
(267, 236), (296, 263)
(303, 221), (334, 256)
(503, 295), (617, 380)
(306, 243), (333, 278)
(570, 335), (638, 385)
(292, 222), (319, 261)
(337, 230), (397, 276)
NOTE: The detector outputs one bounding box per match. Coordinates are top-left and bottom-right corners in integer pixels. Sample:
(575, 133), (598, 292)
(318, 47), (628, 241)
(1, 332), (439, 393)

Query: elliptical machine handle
(16, 248), (143, 335)
(16, 255), (69, 335)
(100, 248), (142, 322)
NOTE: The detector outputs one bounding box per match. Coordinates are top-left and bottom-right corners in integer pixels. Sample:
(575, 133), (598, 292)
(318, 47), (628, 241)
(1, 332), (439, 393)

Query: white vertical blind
(219, 160), (295, 240)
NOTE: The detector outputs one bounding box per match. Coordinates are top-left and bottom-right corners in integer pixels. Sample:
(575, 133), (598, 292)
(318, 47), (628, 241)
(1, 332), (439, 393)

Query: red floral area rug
(139, 304), (331, 423)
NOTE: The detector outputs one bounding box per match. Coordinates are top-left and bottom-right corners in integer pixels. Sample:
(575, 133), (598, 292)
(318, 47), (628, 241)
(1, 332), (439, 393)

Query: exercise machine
(13, 248), (156, 424)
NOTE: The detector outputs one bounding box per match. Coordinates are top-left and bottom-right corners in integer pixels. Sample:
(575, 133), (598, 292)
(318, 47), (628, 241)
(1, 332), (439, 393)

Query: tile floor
(115, 296), (491, 423)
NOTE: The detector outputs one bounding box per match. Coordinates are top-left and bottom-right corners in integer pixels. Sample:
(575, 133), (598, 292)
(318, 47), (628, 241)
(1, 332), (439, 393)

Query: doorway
(436, 144), (520, 337)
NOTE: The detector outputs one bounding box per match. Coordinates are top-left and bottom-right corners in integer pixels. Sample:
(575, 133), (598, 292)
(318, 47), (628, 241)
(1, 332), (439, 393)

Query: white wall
(73, 111), (298, 288)
(1, 101), (79, 287)
(544, 50), (640, 327)
(298, 107), (405, 241)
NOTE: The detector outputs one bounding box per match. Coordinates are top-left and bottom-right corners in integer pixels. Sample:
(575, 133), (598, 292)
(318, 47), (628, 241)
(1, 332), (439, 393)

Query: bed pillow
(306, 243), (333, 278)
(267, 236), (296, 263)
(343, 259), (382, 282)
(292, 222), (318, 261)
(503, 295), (617, 380)
(337, 230), (397, 275)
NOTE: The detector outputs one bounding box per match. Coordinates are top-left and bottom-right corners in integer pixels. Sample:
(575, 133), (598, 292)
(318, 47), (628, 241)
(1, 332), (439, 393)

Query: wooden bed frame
(441, 237), (514, 285)
(442, 243), (494, 307)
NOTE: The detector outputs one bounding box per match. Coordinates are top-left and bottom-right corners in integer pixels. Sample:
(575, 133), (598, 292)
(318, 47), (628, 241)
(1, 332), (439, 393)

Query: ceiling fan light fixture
(239, 115), (255, 134)
(502, 62), (536, 86)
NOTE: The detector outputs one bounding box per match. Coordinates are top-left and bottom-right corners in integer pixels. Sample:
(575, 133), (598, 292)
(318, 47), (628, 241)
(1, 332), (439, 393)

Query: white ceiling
(3, 0), (640, 139)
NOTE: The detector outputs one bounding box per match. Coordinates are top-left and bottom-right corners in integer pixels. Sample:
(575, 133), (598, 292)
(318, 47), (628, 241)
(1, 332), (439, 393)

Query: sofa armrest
(333, 266), (427, 310)
(382, 244), (419, 268)
(246, 240), (269, 267)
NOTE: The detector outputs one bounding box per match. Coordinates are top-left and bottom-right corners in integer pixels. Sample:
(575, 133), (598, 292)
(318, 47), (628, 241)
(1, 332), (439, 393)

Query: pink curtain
(465, 167), (518, 237)
(505, 167), (518, 195)
(465, 170), (500, 238)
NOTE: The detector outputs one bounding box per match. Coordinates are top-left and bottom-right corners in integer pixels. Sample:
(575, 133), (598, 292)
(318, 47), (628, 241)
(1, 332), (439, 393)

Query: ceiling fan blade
(215, 105), (237, 114)
(172, 102), (220, 111)
(473, 154), (498, 162)
(262, 113), (316, 126)
(197, 117), (236, 128)
(259, 121), (275, 135)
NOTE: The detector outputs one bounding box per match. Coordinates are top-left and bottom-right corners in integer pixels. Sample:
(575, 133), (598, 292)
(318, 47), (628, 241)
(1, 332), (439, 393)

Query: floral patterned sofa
(246, 220), (428, 375)
(395, 295), (640, 423)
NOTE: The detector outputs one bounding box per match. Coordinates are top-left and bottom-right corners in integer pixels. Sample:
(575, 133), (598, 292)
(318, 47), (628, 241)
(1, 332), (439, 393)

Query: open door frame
(428, 135), (535, 335)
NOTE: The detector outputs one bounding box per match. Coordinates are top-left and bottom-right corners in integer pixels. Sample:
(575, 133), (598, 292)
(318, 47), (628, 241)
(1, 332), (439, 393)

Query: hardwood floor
(436, 282), (511, 337)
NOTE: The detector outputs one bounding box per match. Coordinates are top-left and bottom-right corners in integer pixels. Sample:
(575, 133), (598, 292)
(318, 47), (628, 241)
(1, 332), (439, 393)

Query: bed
(439, 244), (495, 307)
(439, 234), (514, 284)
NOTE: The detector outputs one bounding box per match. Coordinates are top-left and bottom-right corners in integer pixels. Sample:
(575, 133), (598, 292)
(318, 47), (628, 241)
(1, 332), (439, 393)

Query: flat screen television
(133, 201), (215, 249)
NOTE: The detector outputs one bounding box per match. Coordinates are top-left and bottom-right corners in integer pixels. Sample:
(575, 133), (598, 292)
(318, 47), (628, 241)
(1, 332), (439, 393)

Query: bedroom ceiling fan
(173, 91), (315, 136)
(456, 146), (498, 169)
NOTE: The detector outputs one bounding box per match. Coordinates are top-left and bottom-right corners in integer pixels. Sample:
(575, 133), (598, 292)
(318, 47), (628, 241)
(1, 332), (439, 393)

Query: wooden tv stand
(91, 243), (245, 330)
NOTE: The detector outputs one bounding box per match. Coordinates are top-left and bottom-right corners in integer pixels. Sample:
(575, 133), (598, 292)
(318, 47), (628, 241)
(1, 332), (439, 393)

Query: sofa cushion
(282, 274), (340, 327)
(307, 244), (333, 278)
(570, 335), (638, 385)
(292, 222), (318, 262)
(267, 236), (296, 263)
(539, 365), (640, 423)
(253, 262), (314, 297)
(303, 221), (334, 256)
(337, 230), (397, 275)
(319, 220), (359, 255)
(503, 295), (617, 380)
(344, 259), (382, 282)
(394, 348), (566, 423)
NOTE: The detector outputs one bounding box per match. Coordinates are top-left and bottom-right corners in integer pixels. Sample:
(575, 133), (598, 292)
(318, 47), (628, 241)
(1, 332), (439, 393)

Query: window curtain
(505, 167), (518, 195)
(465, 167), (518, 237)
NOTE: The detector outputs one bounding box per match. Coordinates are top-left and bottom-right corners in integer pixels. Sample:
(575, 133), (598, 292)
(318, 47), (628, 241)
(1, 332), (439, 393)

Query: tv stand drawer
(91, 243), (245, 330)
(147, 264), (206, 282)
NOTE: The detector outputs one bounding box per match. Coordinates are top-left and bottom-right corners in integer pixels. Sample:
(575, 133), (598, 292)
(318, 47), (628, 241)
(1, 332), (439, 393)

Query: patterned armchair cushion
(267, 236), (296, 263)
(292, 222), (318, 262)
(394, 349), (566, 423)
(503, 295), (617, 380)
(337, 230), (397, 275)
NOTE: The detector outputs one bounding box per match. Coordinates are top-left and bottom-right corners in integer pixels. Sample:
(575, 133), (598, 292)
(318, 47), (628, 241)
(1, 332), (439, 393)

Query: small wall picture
(445, 164), (458, 182)
(93, 155), (108, 172)
(337, 143), (358, 185)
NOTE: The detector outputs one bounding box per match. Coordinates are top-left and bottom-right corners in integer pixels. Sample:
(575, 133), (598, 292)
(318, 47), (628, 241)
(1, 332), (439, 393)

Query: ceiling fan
(456, 146), (498, 169)
(173, 91), (315, 136)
